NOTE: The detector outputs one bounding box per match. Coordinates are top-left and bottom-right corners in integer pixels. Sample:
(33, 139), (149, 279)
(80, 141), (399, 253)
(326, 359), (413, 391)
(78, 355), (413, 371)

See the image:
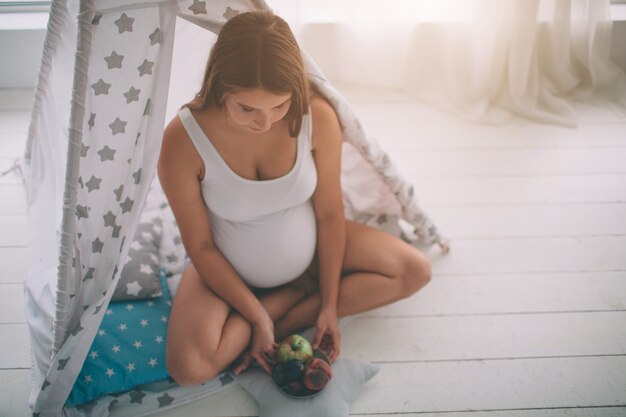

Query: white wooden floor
(1, 86), (625, 417)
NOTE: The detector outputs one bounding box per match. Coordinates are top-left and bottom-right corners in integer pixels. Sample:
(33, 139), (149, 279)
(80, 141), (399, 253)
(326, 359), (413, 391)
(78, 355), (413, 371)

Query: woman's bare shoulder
(310, 95), (342, 149)
(162, 114), (187, 147)
(310, 95), (337, 120)
(159, 113), (204, 179)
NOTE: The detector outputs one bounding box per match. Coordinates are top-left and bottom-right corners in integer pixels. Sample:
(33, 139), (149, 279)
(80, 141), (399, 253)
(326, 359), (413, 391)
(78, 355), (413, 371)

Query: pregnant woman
(158, 9), (432, 386)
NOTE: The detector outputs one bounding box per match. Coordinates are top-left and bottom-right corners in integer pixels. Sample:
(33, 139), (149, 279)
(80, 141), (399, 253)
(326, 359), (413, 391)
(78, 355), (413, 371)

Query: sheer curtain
(274, 0), (626, 126)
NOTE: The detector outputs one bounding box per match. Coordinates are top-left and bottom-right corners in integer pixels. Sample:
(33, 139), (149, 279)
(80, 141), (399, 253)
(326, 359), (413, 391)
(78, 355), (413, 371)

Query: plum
(271, 363), (287, 387)
(283, 359), (305, 381)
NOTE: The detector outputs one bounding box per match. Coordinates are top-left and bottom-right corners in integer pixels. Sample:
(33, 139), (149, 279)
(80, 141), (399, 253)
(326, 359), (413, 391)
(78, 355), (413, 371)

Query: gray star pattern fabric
(149, 28), (161, 45)
(91, 79), (111, 95)
(137, 59), (154, 76)
(189, 0), (207, 15)
(114, 13), (134, 33)
(104, 51), (123, 69)
(112, 211), (163, 301)
(97, 145), (115, 162)
(108, 118), (127, 135)
(123, 87), (141, 103)
(85, 175), (102, 192)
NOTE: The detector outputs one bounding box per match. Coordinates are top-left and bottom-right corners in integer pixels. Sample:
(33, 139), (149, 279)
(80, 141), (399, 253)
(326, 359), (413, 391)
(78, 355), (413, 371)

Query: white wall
(0, 28), (45, 88)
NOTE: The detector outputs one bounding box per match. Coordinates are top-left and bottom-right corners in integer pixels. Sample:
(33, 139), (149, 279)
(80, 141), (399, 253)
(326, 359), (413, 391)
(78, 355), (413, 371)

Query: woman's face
(223, 88), (292, 134)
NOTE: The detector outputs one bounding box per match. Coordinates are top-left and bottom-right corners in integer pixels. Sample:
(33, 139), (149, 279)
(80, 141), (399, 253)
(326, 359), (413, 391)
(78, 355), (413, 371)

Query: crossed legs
(275, 220), (432, 340)
(165, 269), (309, 386)
(166, 221), (431, 386)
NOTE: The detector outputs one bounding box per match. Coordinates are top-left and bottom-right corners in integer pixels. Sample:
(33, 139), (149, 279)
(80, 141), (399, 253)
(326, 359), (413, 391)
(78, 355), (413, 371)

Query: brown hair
(185, 10), (310, 137)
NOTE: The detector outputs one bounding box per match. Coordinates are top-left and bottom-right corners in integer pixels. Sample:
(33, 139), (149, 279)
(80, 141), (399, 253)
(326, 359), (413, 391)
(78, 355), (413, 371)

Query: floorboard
(429, 236), (626, 275)
(387, 148), (626, 177)
(0, 284), (25, 324)
(341, 312), (626, 362)
(427, 204), (626, 238)
(352, 357), (626, 414)
(375, 123), (626, 149)
(412, 175), (626, 206)
(0, 185), (26, 215)
(0, 247), (27, 283)
(353, 409), (626, 417)
(0, 214), (28, 246)
(0, 324), (30, 370)
(0, 370), (31, 417)
(367, 271), (626, 316)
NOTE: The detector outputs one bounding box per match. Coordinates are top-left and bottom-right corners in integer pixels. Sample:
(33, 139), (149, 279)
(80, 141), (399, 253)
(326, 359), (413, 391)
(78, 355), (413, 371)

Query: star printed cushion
(112, 217), (164, 301)
(66, 271), (172, 407)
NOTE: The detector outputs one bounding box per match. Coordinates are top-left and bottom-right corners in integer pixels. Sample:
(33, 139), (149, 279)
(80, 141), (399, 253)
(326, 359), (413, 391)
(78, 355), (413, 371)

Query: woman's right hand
(233, 315), (277, 375)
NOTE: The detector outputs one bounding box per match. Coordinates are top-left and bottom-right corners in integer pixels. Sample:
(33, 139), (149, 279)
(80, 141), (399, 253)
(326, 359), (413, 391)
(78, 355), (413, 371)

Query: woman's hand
(312, 308), (341, 363)
(232, 316), (277, 375)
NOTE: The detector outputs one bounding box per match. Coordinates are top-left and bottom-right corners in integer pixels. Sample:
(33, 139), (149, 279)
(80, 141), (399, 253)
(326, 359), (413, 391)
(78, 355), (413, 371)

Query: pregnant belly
(211, 201), (317, 288)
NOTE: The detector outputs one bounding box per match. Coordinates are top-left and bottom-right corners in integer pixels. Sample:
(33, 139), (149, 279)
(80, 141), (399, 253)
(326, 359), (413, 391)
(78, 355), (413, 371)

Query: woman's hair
(185, 10), (310, 137)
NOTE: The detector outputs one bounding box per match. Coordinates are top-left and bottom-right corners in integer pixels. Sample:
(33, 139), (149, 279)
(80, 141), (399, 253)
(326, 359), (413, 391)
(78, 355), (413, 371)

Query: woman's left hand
(312, 308), (341, 363)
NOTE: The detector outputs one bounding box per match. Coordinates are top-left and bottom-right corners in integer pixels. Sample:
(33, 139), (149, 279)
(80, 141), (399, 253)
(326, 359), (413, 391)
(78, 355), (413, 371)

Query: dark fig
(271, 363), (287, 387)
(283, 359), (305, 381)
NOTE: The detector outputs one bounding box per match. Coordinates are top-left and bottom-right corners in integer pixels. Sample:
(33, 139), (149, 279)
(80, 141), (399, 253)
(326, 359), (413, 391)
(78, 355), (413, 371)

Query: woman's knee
(166, 349), (222, 387)
(400, 249), (432, 297)
(166, 314), (252, 387)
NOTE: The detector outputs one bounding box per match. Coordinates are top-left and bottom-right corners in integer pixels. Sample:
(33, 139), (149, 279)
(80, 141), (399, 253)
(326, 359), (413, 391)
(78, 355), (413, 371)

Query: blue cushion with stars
(66, 269), (172, 407)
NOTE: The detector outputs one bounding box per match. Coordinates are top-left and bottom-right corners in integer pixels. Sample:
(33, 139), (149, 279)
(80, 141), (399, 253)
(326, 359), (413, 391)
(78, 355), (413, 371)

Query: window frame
(0, 1), (51, 13)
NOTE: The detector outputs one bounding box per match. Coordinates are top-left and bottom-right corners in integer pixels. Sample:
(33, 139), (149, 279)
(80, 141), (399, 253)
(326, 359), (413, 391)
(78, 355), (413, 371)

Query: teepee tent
(21, 0), (449, 415)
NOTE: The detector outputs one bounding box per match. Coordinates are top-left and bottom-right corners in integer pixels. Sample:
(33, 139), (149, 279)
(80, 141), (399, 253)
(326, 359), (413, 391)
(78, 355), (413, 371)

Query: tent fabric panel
(67, 0), (175, 330)
(30, 1), (180, 416)
(23, 0), (83, 408)
(53, 0), (95, 356)
(301, 51), (448, 250)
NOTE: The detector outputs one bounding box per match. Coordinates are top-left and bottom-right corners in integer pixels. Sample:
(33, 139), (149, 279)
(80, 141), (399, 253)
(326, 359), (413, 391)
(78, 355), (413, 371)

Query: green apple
(276, 334), (313, 363)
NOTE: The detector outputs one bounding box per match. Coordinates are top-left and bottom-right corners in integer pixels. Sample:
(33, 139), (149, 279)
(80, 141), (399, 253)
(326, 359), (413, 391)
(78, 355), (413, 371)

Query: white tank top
(177, 107), (318, 288)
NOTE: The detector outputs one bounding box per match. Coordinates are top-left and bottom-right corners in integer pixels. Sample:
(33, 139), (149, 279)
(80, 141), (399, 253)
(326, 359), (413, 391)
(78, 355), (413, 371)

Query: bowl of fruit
(271, 334), (333, 398)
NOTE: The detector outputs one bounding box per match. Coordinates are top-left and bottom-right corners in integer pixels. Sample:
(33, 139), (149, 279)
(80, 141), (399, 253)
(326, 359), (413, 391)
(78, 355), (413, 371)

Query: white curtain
(273, 0), (626, 126)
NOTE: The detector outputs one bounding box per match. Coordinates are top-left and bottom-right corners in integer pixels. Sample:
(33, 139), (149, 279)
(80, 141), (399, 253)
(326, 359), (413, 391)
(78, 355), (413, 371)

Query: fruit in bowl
(276, 334), (313, 363)
(272, 335), (333, 398)
(283, 359), (306, 381)
(303, 357), (333, 391)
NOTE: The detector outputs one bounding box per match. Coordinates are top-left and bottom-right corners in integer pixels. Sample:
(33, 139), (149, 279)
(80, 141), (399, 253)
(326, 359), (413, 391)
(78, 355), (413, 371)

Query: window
(0, 1), (51, 13)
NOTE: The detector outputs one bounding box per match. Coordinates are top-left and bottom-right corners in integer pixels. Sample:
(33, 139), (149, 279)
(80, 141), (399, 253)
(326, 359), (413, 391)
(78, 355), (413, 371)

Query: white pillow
(234, 358), (379, 417)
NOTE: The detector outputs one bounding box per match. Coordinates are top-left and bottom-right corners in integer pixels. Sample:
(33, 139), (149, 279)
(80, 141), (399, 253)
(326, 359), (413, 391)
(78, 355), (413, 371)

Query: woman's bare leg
(166, 265), (310, 386)
(274, 220), (432, 340)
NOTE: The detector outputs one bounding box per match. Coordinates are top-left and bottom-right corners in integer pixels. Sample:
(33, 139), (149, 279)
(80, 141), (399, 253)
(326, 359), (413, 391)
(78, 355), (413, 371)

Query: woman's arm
(157, 117), (275, 366)
(309, 96), (345, 359)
